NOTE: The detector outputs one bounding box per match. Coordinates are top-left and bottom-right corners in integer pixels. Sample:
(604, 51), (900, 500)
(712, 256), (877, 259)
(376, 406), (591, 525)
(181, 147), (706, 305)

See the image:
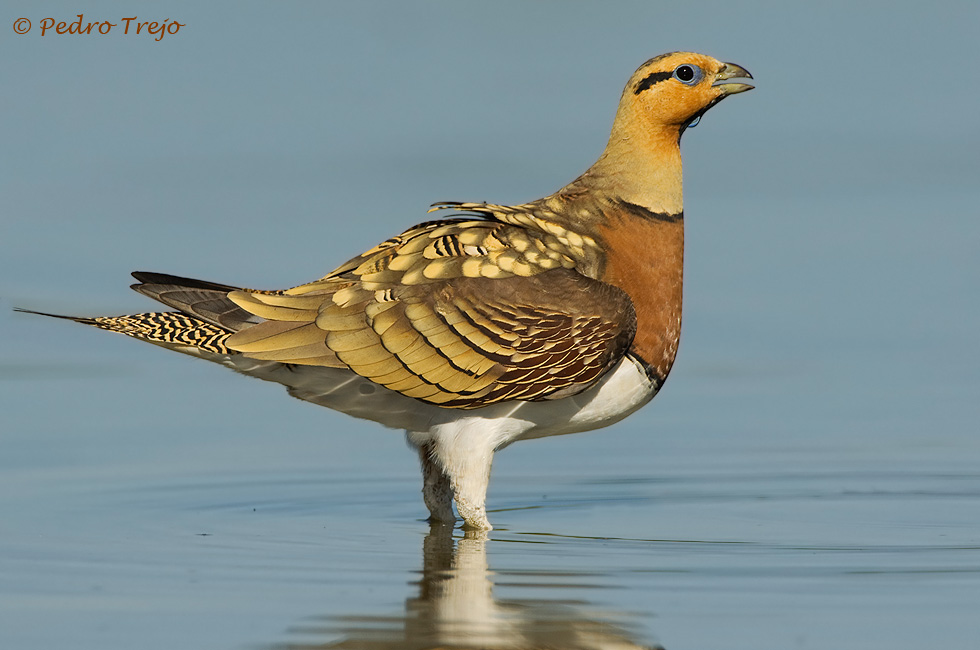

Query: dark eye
(673, 64), (703, 85)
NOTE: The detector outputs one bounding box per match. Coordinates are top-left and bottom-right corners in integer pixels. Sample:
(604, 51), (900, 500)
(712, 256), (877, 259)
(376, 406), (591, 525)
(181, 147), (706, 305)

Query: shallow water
(2, 351), (978, 648)
(3, 2), (979, 649)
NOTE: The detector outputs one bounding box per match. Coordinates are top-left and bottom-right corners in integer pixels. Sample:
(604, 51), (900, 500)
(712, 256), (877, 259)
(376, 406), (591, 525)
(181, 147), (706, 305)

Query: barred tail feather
(15, 309), (233, 357)
(14, 306), (440, 431)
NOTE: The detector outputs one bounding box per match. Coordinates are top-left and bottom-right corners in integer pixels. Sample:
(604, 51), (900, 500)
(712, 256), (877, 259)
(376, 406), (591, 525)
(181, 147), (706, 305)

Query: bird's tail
(14, 271), (260, 358)
(14, 272), (440, 431)
(14, 308), (235, 357)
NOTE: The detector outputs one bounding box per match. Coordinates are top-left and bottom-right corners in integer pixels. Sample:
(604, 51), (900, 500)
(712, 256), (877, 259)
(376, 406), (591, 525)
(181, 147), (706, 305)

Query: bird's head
(616, 51), (753, 138)
(584, 52), (753, 212)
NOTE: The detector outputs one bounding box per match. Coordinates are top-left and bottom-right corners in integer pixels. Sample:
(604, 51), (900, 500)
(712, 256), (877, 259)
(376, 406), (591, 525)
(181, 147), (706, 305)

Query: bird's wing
(225, 216), (636, 409)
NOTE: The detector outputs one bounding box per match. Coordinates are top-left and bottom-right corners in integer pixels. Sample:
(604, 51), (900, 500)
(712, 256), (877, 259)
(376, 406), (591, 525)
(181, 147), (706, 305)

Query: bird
(18, 52), (752, 530)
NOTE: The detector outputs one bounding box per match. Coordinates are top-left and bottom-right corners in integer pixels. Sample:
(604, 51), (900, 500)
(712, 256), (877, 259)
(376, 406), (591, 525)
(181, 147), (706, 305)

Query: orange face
(621, 52), (753, 130)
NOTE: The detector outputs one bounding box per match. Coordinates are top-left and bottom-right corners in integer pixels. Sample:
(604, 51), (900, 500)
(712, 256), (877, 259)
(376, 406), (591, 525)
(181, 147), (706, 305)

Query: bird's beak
(713, 62), (754, 95)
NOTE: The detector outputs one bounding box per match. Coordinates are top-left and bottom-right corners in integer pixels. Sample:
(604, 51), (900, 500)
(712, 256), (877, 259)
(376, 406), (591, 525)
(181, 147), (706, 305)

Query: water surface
(2, 2), (979, 649)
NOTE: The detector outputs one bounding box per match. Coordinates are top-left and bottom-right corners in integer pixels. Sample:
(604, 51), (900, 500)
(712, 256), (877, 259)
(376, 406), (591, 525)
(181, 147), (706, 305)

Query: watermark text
(13, 15), (185, 41)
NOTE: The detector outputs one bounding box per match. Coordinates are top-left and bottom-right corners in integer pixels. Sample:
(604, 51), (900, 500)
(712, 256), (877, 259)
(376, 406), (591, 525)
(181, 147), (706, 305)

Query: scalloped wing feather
(224, 217), (633, 409)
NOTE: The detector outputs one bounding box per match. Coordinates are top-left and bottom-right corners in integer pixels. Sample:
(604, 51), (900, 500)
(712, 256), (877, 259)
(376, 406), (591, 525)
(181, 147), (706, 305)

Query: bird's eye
(673, 64), (703, 85)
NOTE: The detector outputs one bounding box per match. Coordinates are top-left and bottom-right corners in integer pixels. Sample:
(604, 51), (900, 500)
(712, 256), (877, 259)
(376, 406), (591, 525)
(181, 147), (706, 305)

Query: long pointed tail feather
(14, 306), (438, 431)
(15, 308), (233, 356)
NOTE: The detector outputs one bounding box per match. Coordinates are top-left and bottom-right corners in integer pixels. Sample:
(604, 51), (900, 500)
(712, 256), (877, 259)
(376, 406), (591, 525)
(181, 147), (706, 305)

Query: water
(2, 2), (979, 649)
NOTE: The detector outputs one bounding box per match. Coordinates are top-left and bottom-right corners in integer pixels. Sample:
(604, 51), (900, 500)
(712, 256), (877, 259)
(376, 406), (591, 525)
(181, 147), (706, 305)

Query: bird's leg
(417, 441), (456, 524)
(410, 420), (507, 531)
(431, 437), (495, 532)
(449, 456), (493, 531)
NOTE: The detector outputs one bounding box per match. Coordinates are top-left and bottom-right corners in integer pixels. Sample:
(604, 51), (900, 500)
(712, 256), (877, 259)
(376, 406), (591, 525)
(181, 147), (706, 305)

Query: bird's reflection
(272, 524), (661, 649)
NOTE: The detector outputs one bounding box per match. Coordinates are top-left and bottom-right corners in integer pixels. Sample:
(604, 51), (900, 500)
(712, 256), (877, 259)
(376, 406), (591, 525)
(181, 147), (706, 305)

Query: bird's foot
(456, 498), (492, 531)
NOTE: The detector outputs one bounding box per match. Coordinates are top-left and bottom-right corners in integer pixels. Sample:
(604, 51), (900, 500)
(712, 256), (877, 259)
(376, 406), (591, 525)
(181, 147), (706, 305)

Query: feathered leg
(417, 441), (456, 524)
(409, 426), (498, 531)
(449, 455), (494, 531)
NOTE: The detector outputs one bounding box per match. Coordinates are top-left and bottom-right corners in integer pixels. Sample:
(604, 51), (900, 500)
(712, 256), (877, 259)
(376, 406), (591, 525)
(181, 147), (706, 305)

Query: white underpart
(219, 352), (656, 529)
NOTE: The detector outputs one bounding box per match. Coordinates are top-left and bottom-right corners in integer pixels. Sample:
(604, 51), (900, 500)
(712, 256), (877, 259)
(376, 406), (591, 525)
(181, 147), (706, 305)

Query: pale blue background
(1, 2), (978, 649)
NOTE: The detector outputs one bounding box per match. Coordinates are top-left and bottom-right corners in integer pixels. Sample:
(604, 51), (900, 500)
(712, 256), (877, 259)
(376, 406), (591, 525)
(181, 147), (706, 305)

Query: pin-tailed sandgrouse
(20, 52), (753, 530)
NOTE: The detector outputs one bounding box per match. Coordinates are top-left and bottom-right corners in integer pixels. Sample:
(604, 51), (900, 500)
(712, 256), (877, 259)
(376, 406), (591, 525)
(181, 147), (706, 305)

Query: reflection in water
(272, 524), (660, 649)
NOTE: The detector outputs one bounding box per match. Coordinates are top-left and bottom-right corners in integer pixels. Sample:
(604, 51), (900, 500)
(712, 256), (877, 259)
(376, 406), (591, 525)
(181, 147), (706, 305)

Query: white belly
(406, 354), (656, 466)
(229, 353), (657, 447)
(465, 354), (657, 443)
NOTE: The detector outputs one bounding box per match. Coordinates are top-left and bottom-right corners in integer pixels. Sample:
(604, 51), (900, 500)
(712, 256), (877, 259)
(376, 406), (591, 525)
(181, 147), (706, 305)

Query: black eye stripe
(633, 70), (673, 95)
